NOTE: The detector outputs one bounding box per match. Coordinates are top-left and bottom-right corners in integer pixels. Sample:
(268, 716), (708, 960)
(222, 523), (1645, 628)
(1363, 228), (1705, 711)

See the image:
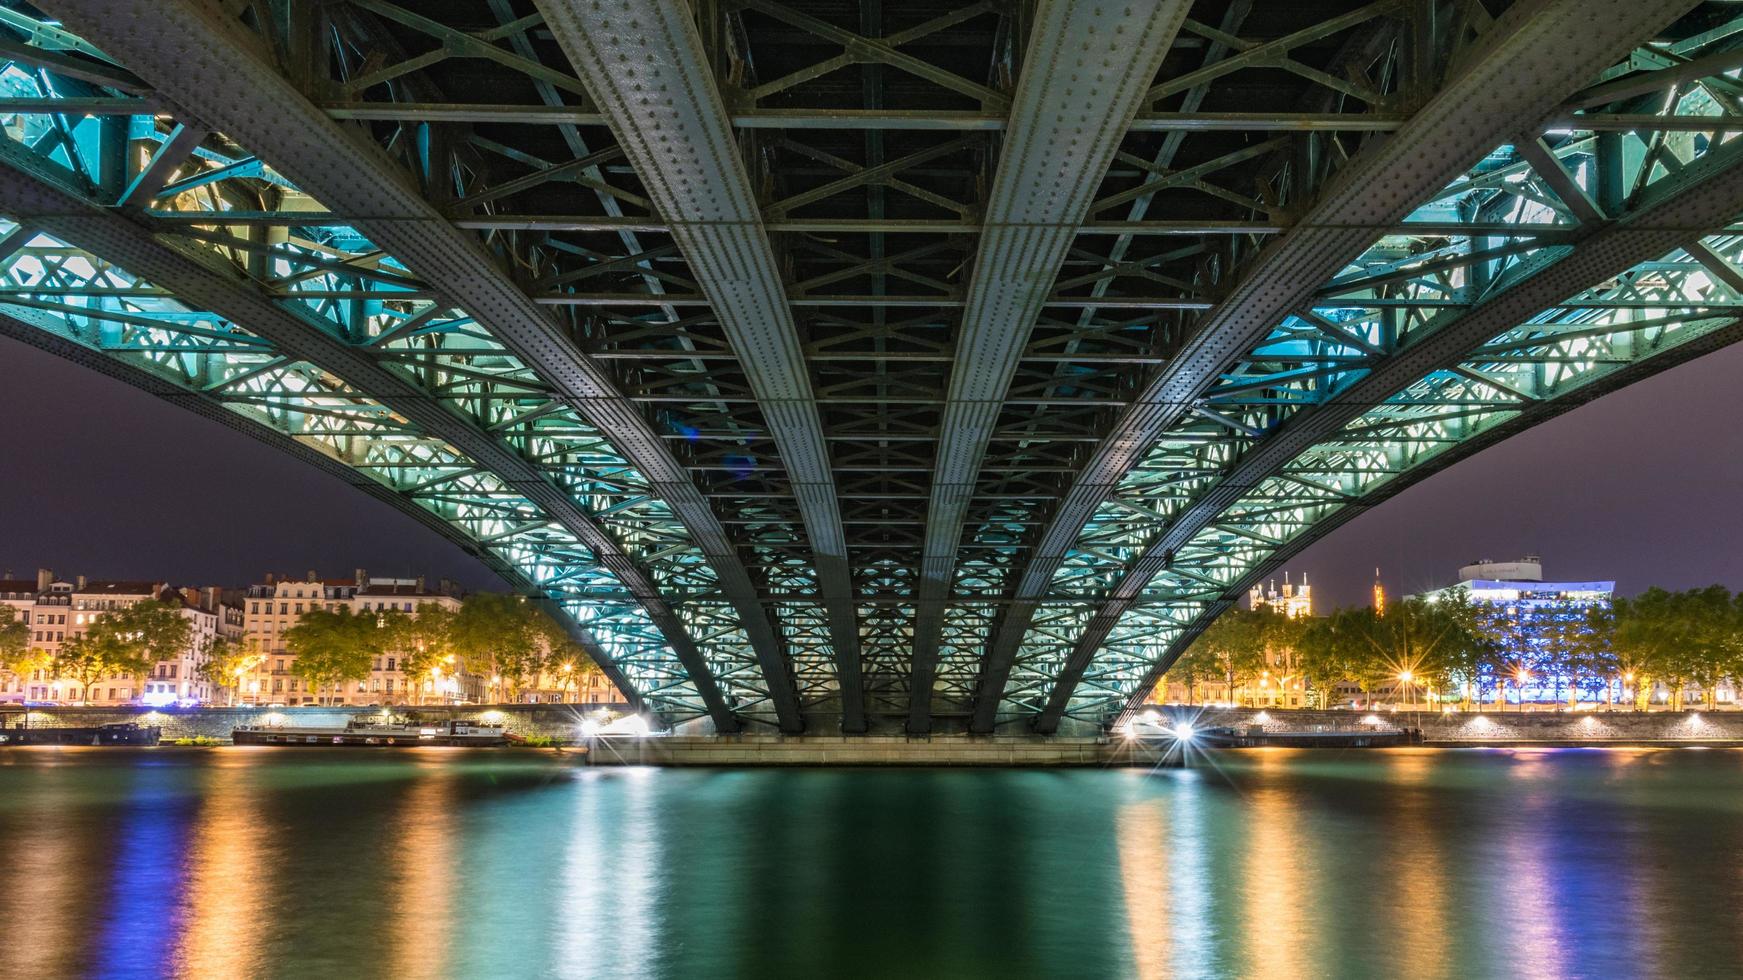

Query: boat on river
(1194, 725), (1423, 748)
(0, 721), (163, 746)
(232, 717), (512, 747)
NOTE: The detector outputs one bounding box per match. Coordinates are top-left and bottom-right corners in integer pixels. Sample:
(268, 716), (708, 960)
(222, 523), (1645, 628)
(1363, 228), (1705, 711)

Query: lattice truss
(0, 0), (1738, 733)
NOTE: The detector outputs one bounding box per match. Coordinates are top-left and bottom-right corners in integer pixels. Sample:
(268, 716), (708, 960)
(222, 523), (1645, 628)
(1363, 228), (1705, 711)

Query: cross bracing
(1, 0), (1741, 734)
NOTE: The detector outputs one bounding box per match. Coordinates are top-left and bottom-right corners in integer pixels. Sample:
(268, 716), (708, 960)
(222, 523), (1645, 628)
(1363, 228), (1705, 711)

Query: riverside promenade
(6, 704), (1743, 764)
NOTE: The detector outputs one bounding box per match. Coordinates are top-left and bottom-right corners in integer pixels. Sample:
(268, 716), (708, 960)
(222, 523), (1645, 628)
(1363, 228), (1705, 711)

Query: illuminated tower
(1372, 568), (1387, 617)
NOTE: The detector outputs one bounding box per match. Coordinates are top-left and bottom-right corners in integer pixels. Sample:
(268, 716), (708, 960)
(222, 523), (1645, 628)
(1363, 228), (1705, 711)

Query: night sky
(3, 332), (1741, 607)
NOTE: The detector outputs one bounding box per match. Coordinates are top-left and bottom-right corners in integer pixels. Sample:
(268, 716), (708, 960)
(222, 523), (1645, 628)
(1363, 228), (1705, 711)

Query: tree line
(1169, 585), (1743, 710)
(0, 593), (602, 706)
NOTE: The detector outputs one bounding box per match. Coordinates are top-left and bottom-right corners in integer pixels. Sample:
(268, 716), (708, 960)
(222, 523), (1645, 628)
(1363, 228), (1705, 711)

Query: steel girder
(1034, 132), (1743, 732)
(34, 0), (804, 733)
(532, 0), (864, 731)
(0, 137), (741, 725)
(11, 0), (1743, 735)
(0, 306), (650, 715)
(967, 0), (1703, 732)
(904, 0), (1188, 731)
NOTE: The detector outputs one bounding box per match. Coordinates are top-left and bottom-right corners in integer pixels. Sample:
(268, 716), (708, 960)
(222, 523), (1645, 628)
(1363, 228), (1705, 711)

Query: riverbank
(1146, 705), (1743, 746)
(6, 705), (1743, 762)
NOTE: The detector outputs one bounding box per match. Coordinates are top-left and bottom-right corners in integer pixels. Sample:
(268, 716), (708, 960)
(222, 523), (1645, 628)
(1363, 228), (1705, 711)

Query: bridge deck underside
(1, 0), (1741, 732)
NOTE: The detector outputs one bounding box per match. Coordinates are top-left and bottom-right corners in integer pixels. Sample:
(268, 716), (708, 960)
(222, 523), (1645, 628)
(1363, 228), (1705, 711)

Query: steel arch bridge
(2, 0), (1741, 734)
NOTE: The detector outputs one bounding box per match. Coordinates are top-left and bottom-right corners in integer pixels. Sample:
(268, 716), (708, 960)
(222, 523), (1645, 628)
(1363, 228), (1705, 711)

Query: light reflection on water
(2, 747), (1743, 978)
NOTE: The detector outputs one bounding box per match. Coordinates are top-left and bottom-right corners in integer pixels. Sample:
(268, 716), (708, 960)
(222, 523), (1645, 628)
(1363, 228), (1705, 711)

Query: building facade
(0, 569), (235, 705)
(1248, 573), (1313, 619)
(238, 570), (467, 706)
(1414, 556), (1615, 704)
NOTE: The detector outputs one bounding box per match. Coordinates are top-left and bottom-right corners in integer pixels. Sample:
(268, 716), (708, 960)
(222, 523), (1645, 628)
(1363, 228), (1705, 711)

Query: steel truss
(1, 0), (1740, 733)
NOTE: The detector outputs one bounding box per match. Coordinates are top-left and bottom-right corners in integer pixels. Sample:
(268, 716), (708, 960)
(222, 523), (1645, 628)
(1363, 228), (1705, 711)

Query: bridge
(0, 0), (1739, 735)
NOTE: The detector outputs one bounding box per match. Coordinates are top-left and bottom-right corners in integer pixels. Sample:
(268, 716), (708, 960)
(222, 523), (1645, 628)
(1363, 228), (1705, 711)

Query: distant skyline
(4, 333), (1742, 608)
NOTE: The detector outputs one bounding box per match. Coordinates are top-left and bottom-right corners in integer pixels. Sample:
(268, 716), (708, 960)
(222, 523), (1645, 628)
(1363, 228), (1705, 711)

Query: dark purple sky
(3, 332), (1742, 606)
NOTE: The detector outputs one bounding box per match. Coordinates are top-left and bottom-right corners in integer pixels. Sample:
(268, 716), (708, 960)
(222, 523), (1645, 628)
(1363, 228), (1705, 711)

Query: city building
(239, 570), (467, 706)
(0, 569), (235, 705)
(1248, 573), (1313, 618)
(1413, 555), (1615, 704)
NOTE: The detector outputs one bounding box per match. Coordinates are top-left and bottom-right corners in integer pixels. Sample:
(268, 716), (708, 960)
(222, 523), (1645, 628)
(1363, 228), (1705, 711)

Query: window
(279, 603), (287, 615)
(386, 657), (395, 671)
(294, 603), (303, 614)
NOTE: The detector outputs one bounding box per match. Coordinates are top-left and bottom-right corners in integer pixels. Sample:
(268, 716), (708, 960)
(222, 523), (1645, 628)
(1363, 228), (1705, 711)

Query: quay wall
(0, 703), (628, 740)
(5, 705), (1742, 761)
(1138, 705), (1743, 746)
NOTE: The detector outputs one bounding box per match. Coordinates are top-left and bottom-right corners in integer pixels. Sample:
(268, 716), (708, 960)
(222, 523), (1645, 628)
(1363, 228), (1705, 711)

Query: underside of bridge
(1, 0), (1741, 733)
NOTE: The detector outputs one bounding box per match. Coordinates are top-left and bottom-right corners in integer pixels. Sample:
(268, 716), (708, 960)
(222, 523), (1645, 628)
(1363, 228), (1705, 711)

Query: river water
(1, 747), (1740, 979)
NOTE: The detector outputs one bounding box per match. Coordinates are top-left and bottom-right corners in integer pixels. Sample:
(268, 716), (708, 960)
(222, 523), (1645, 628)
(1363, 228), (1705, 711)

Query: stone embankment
(0, 703), (625, 741)
(4, 704), (1741, 763)
(1141, 705), (1743, 746)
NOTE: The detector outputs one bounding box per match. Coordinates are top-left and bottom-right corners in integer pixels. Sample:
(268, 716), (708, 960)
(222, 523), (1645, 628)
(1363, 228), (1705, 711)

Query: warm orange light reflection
(9, 791), (77, 975)
(174, 758), (270, 978)
(1116, 800), (1170, 978)
(1243, 752), (1314, 980)
(391, 762), (458, 977)
(1383, 751), (1450, 979)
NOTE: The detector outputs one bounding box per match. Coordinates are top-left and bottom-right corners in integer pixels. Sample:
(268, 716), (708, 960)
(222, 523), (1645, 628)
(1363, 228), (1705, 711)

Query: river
(1, 747), (1739, 978)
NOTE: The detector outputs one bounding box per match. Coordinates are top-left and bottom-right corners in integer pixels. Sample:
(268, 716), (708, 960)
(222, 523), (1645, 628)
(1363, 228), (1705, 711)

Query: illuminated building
(1413, 556), (1614, 704)
(239, 570), (467, 706)
(1248, 573), (1313, 618)
(0, 570), (236, 705)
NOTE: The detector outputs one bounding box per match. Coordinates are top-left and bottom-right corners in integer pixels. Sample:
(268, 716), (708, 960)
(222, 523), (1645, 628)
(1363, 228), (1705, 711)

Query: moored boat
(232, 717), (510, 747)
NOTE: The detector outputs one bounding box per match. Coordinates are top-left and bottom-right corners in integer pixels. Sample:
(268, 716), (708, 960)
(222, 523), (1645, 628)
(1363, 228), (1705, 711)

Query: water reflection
(174, 759), (271, 978)
(1241, 755), (1316, 980)
(559, 768), (659, 977)
(0, 749), (1741, 977)
(1116, 796), (1169, 978)
(390, 763), (458, 978)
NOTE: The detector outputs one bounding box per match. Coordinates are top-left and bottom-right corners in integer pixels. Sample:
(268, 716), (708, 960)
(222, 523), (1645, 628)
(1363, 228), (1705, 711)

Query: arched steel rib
(533, 0), (866, 731)
(1104, 314), (1743, 732)
(1033, 135), (1743, 732)
(37, 0), (804, 732)
(904, 0), (1190, 732)
(969, 0), (1702, 732)
(0, 312), (654, 720)
(0, 139), (738, 730)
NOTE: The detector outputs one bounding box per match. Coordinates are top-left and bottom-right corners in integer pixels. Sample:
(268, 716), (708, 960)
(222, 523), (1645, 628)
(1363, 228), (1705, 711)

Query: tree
(1174, 608), (1271, 705)
(196, 636), (262, 706)
(1298, 607), (1380, 706)
(55, 599), (191, 703)
(389, 604), (458, 704)
(451, 594), (547, 699)
(0, 608), (47, 695)
(284, 607), (379, 704)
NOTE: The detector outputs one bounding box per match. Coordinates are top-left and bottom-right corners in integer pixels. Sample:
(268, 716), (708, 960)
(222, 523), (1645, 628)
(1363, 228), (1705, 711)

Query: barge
(1195, 725), (1423, 748)
(232, 718), (512, 747)
(0, 722), (162, 746)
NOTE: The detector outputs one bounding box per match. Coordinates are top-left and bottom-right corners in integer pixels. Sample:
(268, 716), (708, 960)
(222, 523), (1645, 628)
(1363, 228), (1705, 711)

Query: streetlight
(1515, 668), (1530, 712)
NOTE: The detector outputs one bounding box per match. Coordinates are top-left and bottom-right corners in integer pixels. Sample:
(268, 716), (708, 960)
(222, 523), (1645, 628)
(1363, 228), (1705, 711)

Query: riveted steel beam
(906, 0), (1188, 732)
(1105, 316), (1743, 732)
(1033, 133), (1743, 734)
(972, 0), (1703, 733)
(533, 0), (864, 731)
(38, 0), (801, 732)
(0, 311), (653, 721)
(0, 141), (727, 727)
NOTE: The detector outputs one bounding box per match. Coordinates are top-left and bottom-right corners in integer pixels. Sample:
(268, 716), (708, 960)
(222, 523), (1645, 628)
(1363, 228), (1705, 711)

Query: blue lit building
(1414, 556), (1614, 704)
